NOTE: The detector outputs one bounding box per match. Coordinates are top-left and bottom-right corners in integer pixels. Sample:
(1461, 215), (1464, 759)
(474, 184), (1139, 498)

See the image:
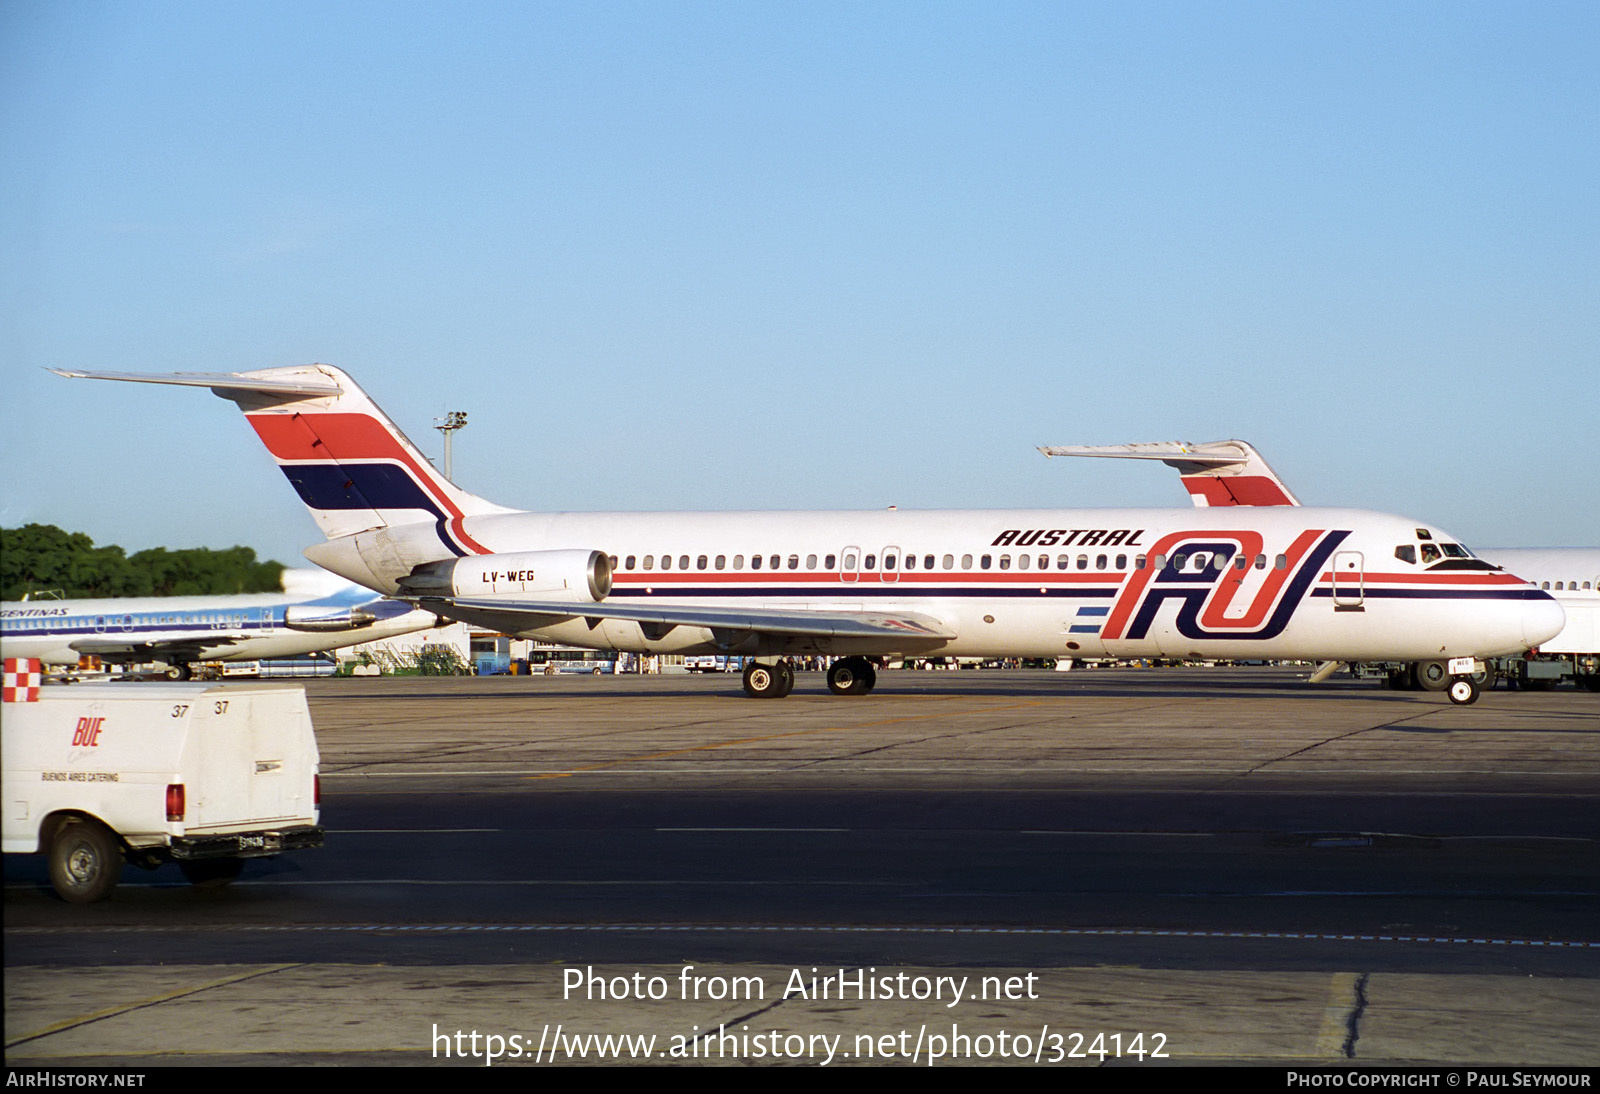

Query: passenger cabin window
(787, 555), (799, 570)
(942, 554), (954, 569)
(733, 555), (744, 569)
(925, 555), (935, 570)
(643, 555), (654, 570)
(884, 553), (897, 570)
(864, 554), (876, 569)
(1000, 555), (1012, 570)
(1275, 554), (1287, 570)
(843, 552), (857, 569)
(806, 554), (817, 569)
(625, 555), (637, 570)
(715, 555), (726, 569)
(825, 554), (836, 569)
(980, 555), (992, 570)
(697, 555), (708, 570)
(679, 555), (690, 570)
(961, 554), (973, 569)
(768, 555), (779, 570)
(661, 555), (672, 570)
(751, 555), (762, 570)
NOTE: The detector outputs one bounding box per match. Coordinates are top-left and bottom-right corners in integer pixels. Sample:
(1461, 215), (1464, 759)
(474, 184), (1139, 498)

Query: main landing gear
(826, 657), (877, 696)
(742, 660), (794, 699)
(741, 657), (881, 698)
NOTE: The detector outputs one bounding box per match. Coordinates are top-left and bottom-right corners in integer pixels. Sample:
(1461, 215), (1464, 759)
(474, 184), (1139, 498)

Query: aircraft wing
(416, 596), (956, 642)
(67, 634), (250, 658)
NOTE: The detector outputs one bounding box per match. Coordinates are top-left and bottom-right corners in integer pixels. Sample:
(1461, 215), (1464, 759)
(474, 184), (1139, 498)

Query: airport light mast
(433, 410), (468, 481)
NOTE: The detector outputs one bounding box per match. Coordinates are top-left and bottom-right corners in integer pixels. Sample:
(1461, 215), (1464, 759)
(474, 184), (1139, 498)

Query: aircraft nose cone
(1523, 593), (1566, 649)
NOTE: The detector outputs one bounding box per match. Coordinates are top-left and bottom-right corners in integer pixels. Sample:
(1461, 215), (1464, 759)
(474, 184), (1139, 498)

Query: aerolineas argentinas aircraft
(55, 366), (1564, 705)
(1, 582), (436, 677)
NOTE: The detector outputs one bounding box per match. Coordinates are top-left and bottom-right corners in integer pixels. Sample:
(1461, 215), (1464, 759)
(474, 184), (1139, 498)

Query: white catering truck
(2, 678), (323, 902)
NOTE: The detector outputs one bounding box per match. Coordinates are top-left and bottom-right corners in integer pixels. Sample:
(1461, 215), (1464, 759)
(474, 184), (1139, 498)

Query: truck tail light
(166, 783), (185, 822)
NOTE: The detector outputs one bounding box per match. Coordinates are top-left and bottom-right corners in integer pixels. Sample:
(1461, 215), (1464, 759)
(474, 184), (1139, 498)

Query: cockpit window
(1420, 544), (1441, 563)
(1394, 545), (1416, 565)
(1439, 543), (1471, 558)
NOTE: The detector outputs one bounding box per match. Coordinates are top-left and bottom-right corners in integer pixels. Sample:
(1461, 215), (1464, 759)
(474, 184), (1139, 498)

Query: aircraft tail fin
(52, 365), (511, 552)
(1038, 440), (1301, 507)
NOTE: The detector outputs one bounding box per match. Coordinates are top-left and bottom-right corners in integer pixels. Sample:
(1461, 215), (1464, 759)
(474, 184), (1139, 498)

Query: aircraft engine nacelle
(398, 549), (612, 603)
(283, 605), (379, 632)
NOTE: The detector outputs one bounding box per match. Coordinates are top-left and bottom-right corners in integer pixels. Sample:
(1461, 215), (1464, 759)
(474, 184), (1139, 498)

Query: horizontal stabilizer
(1039, 440), (1300, 507)
(49, 368), (343, 398)
(56, 364), (511, 548)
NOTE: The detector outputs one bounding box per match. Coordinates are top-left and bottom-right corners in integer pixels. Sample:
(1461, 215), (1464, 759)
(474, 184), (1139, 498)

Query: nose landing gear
(1447, 675), (1480, 705)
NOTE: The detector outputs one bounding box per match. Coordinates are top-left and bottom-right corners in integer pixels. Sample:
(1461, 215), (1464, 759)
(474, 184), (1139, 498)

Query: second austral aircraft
(55, 365), (1564, 704)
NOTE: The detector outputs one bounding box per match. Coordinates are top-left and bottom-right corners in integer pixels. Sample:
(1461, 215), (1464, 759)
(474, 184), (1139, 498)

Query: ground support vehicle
(2, 676), (322, 902)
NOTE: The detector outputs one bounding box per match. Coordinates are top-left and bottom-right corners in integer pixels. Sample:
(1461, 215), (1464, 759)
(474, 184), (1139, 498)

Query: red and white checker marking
(3, 658), (43, 702)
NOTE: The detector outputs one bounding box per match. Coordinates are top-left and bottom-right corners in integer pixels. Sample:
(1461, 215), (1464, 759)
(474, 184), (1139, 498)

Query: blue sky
(3, 1), (1595, 566)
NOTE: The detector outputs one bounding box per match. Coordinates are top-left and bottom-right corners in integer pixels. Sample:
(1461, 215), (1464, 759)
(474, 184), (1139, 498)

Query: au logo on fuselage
(1103, 529), (1349, 642)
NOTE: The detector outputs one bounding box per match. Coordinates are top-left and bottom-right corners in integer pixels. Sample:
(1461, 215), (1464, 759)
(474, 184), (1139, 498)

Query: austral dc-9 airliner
(55, 365), (1563, 704)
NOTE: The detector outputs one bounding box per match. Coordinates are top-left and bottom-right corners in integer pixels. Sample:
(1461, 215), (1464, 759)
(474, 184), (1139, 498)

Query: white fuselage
(309, 505), (1564, 664)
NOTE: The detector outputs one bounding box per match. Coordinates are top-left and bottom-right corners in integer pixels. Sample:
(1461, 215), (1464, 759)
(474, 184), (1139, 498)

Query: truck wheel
(1414, 661), (1450, 691)
(48, 818), (122, 904)
(179, 858), (245, 889)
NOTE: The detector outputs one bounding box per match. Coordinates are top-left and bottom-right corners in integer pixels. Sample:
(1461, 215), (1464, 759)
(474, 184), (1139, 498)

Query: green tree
(1, 524), (285, 600)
